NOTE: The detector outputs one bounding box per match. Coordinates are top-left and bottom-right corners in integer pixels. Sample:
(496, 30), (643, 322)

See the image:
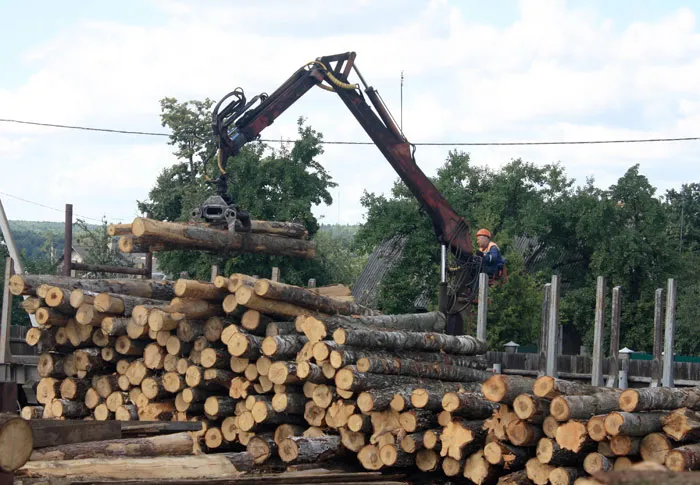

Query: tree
(137, 97), (355, 285)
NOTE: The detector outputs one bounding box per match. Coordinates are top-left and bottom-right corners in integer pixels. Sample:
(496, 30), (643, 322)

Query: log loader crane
(207, 52), (485, 333)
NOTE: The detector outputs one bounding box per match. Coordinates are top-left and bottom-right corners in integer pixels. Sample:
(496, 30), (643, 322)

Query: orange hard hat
(476, 228), (491, 238)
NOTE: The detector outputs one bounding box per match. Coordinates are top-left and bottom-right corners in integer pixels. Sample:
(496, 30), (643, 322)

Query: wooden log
(21, 406), (44, 420)
(126, 318), (149, 339)
(0, 414), (33, 472)
(590, 469), (700, 485)
(604, 412), (666, 437)
(176, 318), (205, 343)
(240, 310), (271, 336)
(537, 437), (595, 466)
(9, 275), (174, 298)
(526, 457), (556, 485)
(543, 415), (560, 439)
(236, 286), (320, 319)
(70, 289), (97, 309)
(204, 368), (235, 389)
(400, 409), (437, 432)
(143, 342), (166, 369)
(640, 432), (674, 464)
(356, 356), (490, 383)
(75, 304), (114, 327)
(228, 273), (258, 293)
(37, 353), (66, 378)
(587, 415), (609, 442)
(59, 377), (90, 400)
(333, 327), (487, 355)
(130, 217), (316, 258)
(549, 467), (586, 485)
(271, 393), (306, 414)
(20, 296), (43, 314)
(36, 377), (62, 404)
(107, 223), (132, 236)
(619, 387), (700, 412)
(556, 420), (592, 453)
(228, 333), (264, 358)
(662, 408), (700, 441)
(498, 470), (534, 484)
(550, 391), (622, 421)
(584, 453), (614, 474)
(335, 366), (431, 393)
(465, 450), (504, 485)
(484, 404), (520, 441)
(166, 297), (224, 320)
(85, 388), (102, 409)
(45, 286), (76, 313)
(16, 453), (254, 480)
(138, 402), (176, 421)
(166, 335), (193, 357)
(379, 444), (413, 467)
(609, 436), (640, 456)
(265, 321), (297, 337)
(174, 279), (228, 301)
(485, 440), (532, 469)
(203, 316), (227, 342)
(507, 419), (545, 446)
(440, 419), (486, 460)
(246, 434), (277, 464)
(483, 375), (538, 404)
(126, 359), (152, 386)
(92, 329), (115, 347)
(513, 394), (551, 424)
(262, 335), (308, 359)
(666, 443), (700, 471)
(95, 293), (165, 316)
(201, 347), (229, 369)
(441, 456), (466, 476)
(205, 396), (237, 418)
(101, 317), (131, 337)
(106, 391), (128, 412)
(35, 307), (70, 327)
(52, 399), (90, 418)
(534, 376), (616, 400)
(278, 435), (342, 463)
(254, 279), (378, 316)
(296, 361), (326, 383)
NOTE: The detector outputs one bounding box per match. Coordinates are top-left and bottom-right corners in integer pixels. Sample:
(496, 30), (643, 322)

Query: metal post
(476, 273), (488, 341)
(650, 288), (664, 387)
(210, 265), (219, 283)
(538, 283), (552, 377)
(546, 275), (560, 377)
(591, 276), (606, 387)
(662, 279), (677, 388)
(307, 278), (316, 288)
(606, 286), (622, 387)
(271, 267), (280, 283)
(63, 204), (73, 276)
(440, 245), (447, 283)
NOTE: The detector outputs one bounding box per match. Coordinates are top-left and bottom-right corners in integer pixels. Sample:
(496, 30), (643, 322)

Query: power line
(0, 190), (120, 223)
(1, 117), (699, 146)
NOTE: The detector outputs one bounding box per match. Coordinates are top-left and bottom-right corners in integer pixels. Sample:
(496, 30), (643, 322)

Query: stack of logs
(11, 271), (700, 483)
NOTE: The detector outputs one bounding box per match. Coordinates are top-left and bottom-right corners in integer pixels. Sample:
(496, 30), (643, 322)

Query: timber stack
(8, 271), (700, 483)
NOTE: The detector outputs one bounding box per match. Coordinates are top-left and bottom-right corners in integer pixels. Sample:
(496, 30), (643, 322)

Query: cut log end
(0, 415), (33, 472)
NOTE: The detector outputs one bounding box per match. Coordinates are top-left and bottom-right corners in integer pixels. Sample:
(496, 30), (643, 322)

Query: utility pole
(400, 70), (404, 131)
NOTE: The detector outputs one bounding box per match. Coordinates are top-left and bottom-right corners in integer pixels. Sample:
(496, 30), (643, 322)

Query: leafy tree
(137, 97), (360, 286)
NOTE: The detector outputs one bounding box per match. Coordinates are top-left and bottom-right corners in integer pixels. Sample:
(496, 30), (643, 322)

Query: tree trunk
(513, 394), (551, 424)
(254, 279), (378, 316)
(536, 437), (595, 466)
(174, 279), (228, 301)
(604, 411), (666, 437)
(278, 435), (343, 463)
(333, 327), (487, 355)
(534, 376), (615, 400)
(268, 361), (300, 385)
(131, 217), (316, 258)
(484, 440), (532, 469)
(236, 286), (323, 319)
(550, 391), (622, 421)
(51, 399), (90, 418)
(0, 414), (33, 472)
(662, 408), (700, 441)
(355, 356), (491, 382)
(483, 375), (538, 404)
(619, 387), (700, 412)
(94, 293), (165, 316)
(9, 274), (175, 299)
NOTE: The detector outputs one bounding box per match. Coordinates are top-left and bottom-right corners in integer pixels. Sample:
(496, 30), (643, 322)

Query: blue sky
(1, 0), (699, 224)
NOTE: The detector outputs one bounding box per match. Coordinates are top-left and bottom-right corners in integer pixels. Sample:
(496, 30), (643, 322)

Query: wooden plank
(650, 288), (664, 387)
(662, 278), (677, 388)
(538, 283), (551, 377)
(29, 420), (121, 448)
(591, 276), (606, 387)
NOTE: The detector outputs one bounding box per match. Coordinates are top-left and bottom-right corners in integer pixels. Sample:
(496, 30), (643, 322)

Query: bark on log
(21, 406), (44, 420)
(355, 356), (491, 383)
(52, 399), (90, 418)
(236, 286), (323, 319)
(246, 434), (277, 464)
(483, 375), (538, 404)
(297, 361), (327, 383)
(609, 436), (640, 456)
(0, 414), (33, 472)
(333, 327), (487, 355)
(534, 376), (616, 400)
(254, 279), (378, 316)
(265, 320), (297, 337)
(550, 391), (622, 421)
(9, 274), (175, 299)
(498, 470), (534, 485)
(513, 394), (551, 424)
(94, 293), (166, 317)
(335, 366), (431, 393)
(59, 377), (90, 401)
(507, 419), (545, 446)
(666, 443), (700, 471)
(484, 440), (532, 469)
(35, 307), (71, 327)
(278, 435), (343, 463)
(441, 391), (499, 420)
(228, 332), (264, 358)
(662, 408), (700, 441)
(261, 335), (308, 359)
(536, 437), (595, 466)
(38, 352), (66, 378)
(131, 217), (316, 258)
(174, 279), (228, 301)
(45, 286), (76, 313)
(604, 411), (667, 437)
(619, 387), (700, 412)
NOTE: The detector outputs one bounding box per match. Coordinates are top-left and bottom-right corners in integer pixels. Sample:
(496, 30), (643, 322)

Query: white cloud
(1, 0), (699, 226)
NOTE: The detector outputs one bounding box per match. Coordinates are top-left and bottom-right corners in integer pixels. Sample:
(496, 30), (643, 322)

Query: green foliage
(138, 97), (362, 286)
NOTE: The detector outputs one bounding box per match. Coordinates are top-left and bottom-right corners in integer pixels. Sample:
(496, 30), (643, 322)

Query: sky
(1, 0), (699, 226)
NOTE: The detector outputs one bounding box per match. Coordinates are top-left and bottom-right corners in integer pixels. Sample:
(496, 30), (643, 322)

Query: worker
(475, 228), (503, 279)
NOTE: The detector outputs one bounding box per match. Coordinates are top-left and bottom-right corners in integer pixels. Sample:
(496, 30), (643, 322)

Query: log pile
(11, 271), (700, 483)
(114, 218), (317, 259)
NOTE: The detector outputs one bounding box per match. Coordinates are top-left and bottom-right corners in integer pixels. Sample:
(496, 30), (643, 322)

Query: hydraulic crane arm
(211, 52), (481, 314)
(213, 52), (474, 262)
